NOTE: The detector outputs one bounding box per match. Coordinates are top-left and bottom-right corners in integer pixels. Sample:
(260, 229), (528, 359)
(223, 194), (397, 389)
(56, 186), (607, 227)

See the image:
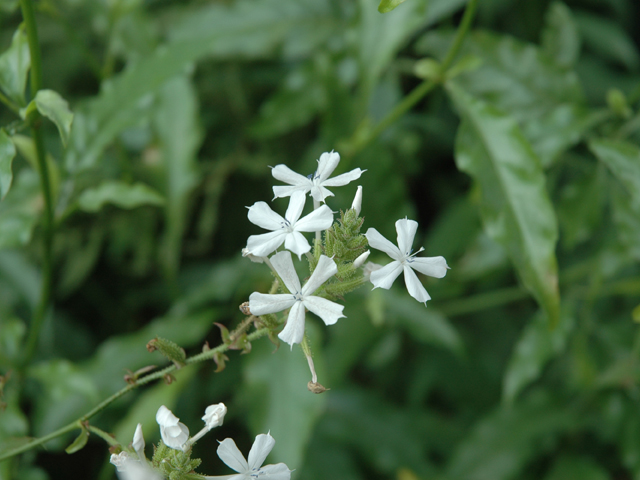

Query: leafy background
(1, 0), (640, 479)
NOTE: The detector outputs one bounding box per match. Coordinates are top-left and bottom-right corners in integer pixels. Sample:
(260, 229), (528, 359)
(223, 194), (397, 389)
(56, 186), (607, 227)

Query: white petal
(321, 168), (365, 187)
(304, 295), (345, 326)
(409, 256), (449, 278)
(217, 438), (249, 473)
(284, 191), (306, 223)
(160, 422), (189, 450)
(247, 433), (276, 471)
(365, 228), (402, 260)
(273, 184), (308, 199)
(395, 218), (418, 257)
(249, 292), (296, 316)
(315, 151), (340, 182)
(156, 406), (178, 427)
(294, 204), (334, 233)
(403, 266), (431, 304)
(302, 255), (337, 295)
(369, 260), (403, 290)
(132, 424), (145, 458)
(353, 250), (370, 268)
(270, 251), (301, 293)
(246, 231), (286, 258)
(272, 164), (310, 187)
(259, 463), (292, 479)
(351, 185), (363, 215)
(247, 202), (285, 231)
(309, 185), (335, 203)
(284, 231), (311, 259)
(278, 301), (306, 346)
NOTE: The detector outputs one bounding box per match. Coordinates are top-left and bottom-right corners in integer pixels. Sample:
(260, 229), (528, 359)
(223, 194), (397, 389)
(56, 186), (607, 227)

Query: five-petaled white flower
(365, 218), (449, 304)
(156, 405), (189, 450)
(204, 433), (291, 480)
(248, 250), (345, 346)
(246, 191), (333, 259)
(271, 150), (365, 203)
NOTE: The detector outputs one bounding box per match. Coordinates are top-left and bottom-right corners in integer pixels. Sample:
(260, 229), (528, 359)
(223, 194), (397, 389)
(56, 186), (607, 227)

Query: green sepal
(214, 323), (231, 344)
(212, 351), (229, 373)
(153, 441), (202, 480)
(65, 424), (90, 454)
(147, 337), (187, 368)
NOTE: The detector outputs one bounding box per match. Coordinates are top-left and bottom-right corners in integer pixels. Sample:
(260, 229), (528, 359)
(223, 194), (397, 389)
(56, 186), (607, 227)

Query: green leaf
(544, 456), (609, 480)
(574, 12), (640, 71)
(589, 139), (640, 205)
(64, 426), (89, 454)
(448, 83), (561, 326)
(65, 0), (335, 171)
(0, 316), (26, 363)
(0, 169), (40, 250)
(241, 322), (327, 470)
(378, 0), (407, 13)
(419, 31), (587, 166)
(0, 24), (30, 106)
(502, 310), (574, 404)
(76, 181), (165, 212)
(10, 134), (61, 204)
(541, 2), (581, 68)
(610, 186), (640, 262)
(32, 90), (74, 147)
(154, 76), (201, 278)
(383, 289), (463, 355)
(0, 129), (16, 200)
(446, 392), (579, 480)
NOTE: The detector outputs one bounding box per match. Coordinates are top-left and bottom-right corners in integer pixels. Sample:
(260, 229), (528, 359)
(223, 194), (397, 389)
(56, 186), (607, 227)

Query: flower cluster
(243, 150), (449, 354)
(110, 403), (291, 480)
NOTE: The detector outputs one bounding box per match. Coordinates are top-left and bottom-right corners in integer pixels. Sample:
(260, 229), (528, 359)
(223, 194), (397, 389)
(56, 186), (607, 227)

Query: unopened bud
(351, 186), (363, 216)
(353, 250), (370, 268)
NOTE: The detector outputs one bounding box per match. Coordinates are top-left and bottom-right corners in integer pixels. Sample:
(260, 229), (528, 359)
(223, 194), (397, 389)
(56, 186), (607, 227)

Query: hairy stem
(0, 327), (269, 462)
(20, 0), (55, 366)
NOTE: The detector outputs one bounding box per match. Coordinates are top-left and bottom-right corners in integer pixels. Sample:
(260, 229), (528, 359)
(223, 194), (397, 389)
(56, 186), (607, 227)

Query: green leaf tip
(378, 0), (407, 13)
(34, 90), (74, 147)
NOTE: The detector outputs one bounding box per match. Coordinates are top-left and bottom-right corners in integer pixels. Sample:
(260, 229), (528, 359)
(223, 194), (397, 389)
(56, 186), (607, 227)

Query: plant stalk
(20, 0), (55, 366)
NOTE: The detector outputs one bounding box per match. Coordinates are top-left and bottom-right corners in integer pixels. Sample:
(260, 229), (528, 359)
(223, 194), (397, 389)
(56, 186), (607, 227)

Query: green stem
(87, 426), (120, 447)
(344, 0), (477, 155)
(0, 90), (20, 116)
(20, 0), (55, 366)
(0, 327), (269, 463)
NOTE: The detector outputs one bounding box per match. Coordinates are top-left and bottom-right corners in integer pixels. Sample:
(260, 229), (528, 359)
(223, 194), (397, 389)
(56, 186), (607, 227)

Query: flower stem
(0, 327), (270, 462)
(344, 0), (478, 156)
(20, 0), (55, 366)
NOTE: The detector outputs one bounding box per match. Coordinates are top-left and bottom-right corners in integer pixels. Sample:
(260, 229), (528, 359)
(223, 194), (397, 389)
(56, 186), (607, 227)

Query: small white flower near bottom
(203, 433), (292, 480)
(365, 218), (449, 304)
(248, 250), (345, 347)
(156, 405), (189, 450)
(110, 425), (163, 480)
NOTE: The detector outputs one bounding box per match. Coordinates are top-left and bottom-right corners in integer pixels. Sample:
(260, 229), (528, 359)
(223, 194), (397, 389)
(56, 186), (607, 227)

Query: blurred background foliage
(1, 0), (640, 479)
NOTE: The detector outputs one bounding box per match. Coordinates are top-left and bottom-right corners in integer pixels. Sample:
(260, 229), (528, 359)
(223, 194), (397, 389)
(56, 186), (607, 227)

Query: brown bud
(239, 302), (251, 315)
(307, 382), (330, 394)
(163, 374), (176, 384)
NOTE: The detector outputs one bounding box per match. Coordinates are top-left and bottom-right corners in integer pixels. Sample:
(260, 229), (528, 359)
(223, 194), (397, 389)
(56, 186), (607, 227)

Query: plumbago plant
(2, 0), (640, 479)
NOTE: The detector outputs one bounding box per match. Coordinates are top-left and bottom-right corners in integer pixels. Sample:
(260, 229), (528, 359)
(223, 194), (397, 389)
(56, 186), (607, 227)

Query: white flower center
(292, 292), (303, 301)
(280, 219), (293, 232)
(401, 247), (424, 265)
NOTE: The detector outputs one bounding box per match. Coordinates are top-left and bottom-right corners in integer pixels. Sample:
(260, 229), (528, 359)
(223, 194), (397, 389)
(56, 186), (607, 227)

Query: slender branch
(87, 426), (120, 447)
(0, 90), (20, 116)
(343, 0), (478, 156)
(20, 0), (55, 366)
(0, 327), (269, 462)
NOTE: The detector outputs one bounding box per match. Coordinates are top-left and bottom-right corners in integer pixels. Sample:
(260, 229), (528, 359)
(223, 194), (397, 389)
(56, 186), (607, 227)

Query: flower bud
(132, 423), (145, 459)
(351, 186), (363, 216)
(353, 250), (370, 268)
(156, 405), (189, 450)
(203, 403), (227, 430)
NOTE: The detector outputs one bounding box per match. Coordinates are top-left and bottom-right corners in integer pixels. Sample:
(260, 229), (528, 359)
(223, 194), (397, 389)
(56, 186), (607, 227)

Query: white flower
(202, 403), (227, 430)
(351, 185), (363, 215)
(156, 405), (189, 450)
(365, 218), (449, 304)
(110, 426), (163, 480)
(242, 247), (264, 263)
(353, 250), (370, 268)
(272, 151), (365, 203)
(248, 250), (345, 346)
(204, 433), (291, 480)
(246, 191), (333, 259)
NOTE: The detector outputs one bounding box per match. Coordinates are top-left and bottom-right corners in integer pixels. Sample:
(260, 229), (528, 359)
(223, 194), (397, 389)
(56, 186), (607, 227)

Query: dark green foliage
(1, 0), (640, 479)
